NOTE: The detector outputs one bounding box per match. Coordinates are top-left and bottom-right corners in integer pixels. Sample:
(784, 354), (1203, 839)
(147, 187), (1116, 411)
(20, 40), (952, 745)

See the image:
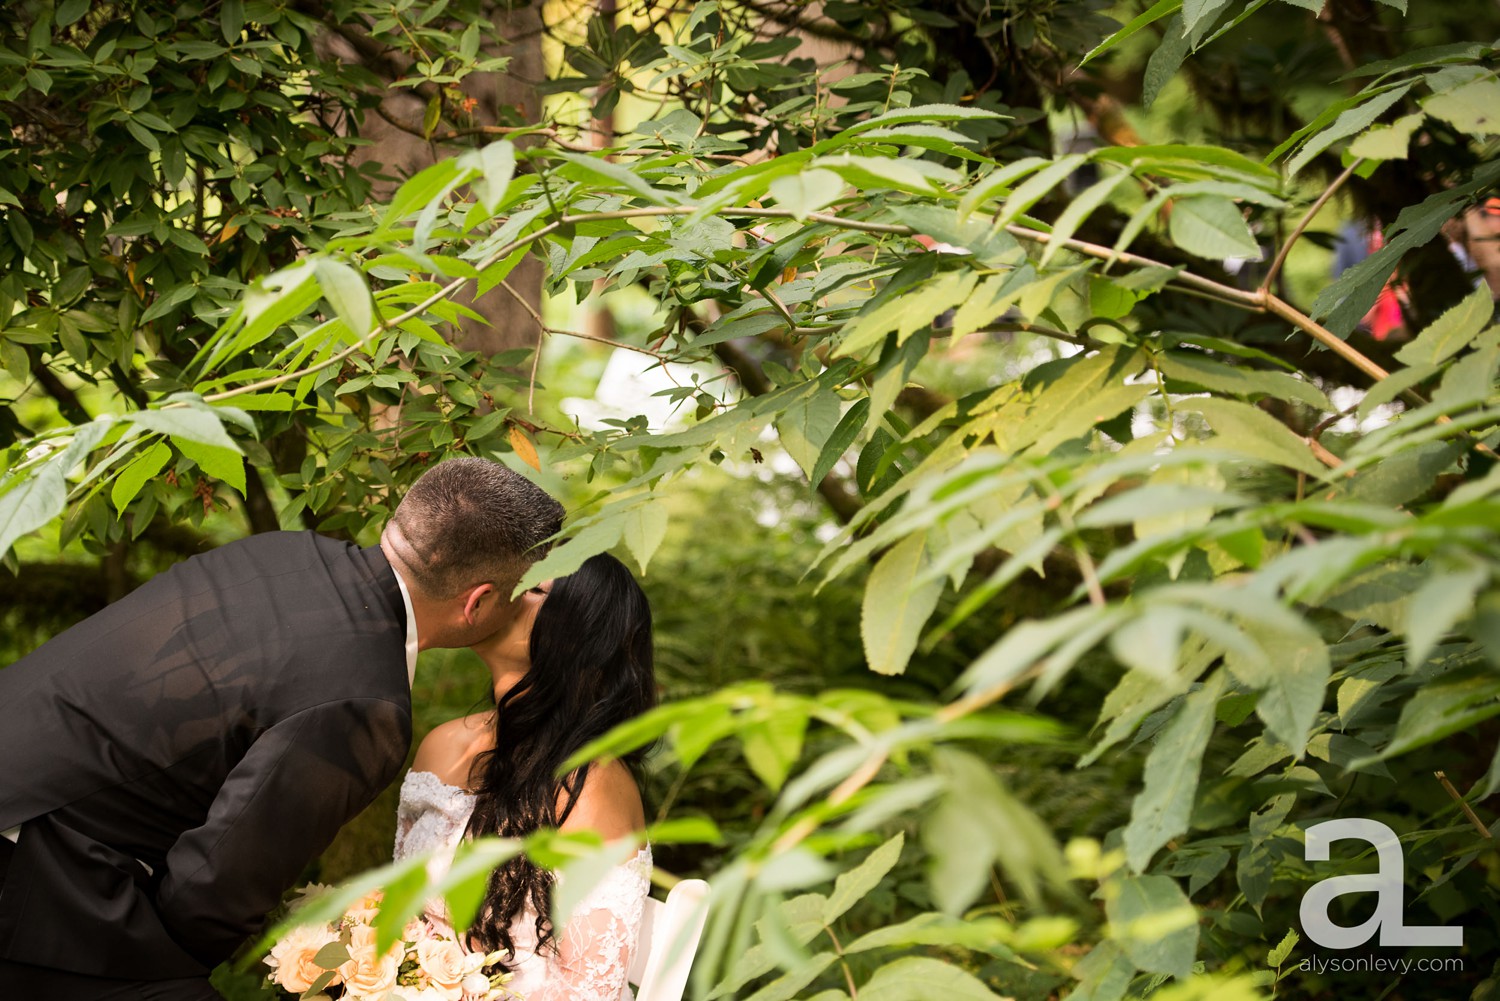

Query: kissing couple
(0, 457), (658, 1000)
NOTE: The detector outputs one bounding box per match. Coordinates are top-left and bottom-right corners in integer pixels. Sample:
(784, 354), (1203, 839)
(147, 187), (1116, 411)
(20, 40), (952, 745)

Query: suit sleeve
(153, 697), (411, 966)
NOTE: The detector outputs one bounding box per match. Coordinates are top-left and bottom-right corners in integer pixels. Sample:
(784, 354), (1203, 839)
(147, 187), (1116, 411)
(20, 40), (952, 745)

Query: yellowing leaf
(509, 425), (541, 471)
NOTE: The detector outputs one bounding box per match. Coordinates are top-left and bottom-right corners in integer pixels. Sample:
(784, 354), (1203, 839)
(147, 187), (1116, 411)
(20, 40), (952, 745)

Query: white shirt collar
(389, 567), (419, 688)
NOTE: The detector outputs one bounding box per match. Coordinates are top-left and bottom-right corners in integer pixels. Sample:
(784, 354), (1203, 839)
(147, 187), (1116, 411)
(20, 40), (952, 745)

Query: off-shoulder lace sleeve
(532, 847), (652, 1001)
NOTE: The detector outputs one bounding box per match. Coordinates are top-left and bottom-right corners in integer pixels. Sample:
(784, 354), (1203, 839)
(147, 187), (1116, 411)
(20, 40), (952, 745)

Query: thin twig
(1261, 158), (1365, 296)
(1436, 771), (1495, 840)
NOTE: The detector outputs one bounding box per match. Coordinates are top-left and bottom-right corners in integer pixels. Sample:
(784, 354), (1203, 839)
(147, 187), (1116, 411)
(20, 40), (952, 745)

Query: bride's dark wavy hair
(463, 552), (656, 963)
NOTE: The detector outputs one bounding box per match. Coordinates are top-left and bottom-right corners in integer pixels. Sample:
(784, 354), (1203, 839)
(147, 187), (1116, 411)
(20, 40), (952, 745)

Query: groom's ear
(461, 582), (498, 625)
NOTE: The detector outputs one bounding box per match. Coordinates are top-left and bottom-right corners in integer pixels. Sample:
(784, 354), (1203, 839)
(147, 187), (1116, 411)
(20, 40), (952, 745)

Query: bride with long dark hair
(393, 552), (657, 1000)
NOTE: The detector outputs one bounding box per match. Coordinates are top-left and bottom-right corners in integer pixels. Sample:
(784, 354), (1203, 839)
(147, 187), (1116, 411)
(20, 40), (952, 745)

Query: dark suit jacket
(0, 531), (412, 978)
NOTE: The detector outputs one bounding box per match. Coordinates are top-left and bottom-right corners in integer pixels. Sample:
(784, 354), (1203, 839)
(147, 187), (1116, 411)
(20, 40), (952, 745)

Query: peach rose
(344, 889), (384, 926)
(265, 923), (341, 994)
(416, 937), (484, 999)
(337, 924), (401, 998)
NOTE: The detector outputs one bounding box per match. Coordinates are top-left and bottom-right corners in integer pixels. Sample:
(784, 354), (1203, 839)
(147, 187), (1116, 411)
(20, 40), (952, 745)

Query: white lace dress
(393, 769), (652, 1001)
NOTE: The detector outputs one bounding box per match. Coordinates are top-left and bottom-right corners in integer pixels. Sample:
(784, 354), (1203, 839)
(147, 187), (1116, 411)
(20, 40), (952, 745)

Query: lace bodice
(393, 770), (651, 1001)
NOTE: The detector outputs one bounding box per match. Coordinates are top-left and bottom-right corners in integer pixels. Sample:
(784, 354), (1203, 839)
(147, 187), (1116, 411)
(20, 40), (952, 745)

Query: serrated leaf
(741, 711), (808, 792)
(110, 441), (172, 513)
(1041, 172), (1130, 266)
(1268, 928), (1300, 966)
(1405, 565), (1486, 669)
(1348, 112), (1424, 160)
(0, 464), (66, 559)
(474, 141), (517, 213)
(1168, 195), (1260, 259)
(1423, 77), (1500, 134)
(124, 408), (241, 453)
(1080, 0), (1182, 68)
(1107, 874), (1198, 977)
(1123, 671), (1226, 872)
(173, 437), (246, 494)
(514, 516), (625, 594)
(314, 258), (375, 339)
(777, 390), (842, 480)
(769, 169), (845, 221)
(1182, 0), (1233, 46)
(824, 833), (904, 925)
(1394, 284), (1494, 366)
(1314, 161), (1500, 336)
(810, 399), (870, 487)
(858, 957), (1003, 1001)
(1143, 14), (1192, 108)
(622, 501), (668, 574)
(862, 532), (943, 675)
(1287, 84), (1412, 176)
(1192, 397), (1325, 476)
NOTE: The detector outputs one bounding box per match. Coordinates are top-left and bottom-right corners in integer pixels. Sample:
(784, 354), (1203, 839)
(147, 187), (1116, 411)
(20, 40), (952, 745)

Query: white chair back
(628, 878), (710, 1001)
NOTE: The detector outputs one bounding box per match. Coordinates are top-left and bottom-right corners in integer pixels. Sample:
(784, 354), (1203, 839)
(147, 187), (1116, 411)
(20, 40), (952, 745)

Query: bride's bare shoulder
(411, 712), (492, 789)
(558, 760), (645, 840)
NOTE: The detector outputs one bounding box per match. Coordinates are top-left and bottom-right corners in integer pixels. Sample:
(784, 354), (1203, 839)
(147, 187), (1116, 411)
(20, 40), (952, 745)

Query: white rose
(460, 971), (491, 999)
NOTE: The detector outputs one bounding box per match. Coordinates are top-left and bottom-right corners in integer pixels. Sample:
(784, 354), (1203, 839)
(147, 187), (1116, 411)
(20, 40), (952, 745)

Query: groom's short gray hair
(390, 457), (563, 598)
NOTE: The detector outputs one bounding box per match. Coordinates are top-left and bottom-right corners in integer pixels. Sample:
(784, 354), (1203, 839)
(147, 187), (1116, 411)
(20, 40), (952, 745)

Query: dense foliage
(4, 1), (1500, 998)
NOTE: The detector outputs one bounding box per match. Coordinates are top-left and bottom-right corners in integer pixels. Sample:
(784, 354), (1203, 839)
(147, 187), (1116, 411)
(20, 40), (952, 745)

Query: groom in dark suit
(0, 456), (562, 999)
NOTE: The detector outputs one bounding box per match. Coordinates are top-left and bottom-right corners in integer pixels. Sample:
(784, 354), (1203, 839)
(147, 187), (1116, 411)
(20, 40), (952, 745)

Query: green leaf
(1268, 928), (1300, 967)
(124, 408), (242, 453)
(1182, 0), (1233, 46)
(1192, 397), (1325, 476)
(1041, 172), (1130, 266)
(1123, 671), (1226, 872)
(1106, 874), (1198, 978)
(1159, 351), (1332, 410)
(824, 833), (904, 925)
(1080, 0), (1183, 68)
(994, 154), (1089, 228)
(862, 532), (943, 675)
(1348, 112), (1424, 160)
(111, 440), (172, 513)
(1405, 565), (1487, 669)
(777, 390), (842, 480)
(1015, 346), (1151, 455)
(221, 0), (245, 41)
(621, 502), (668, 574)
(1314, 161), (1500, 335)
(1168, 196), (1259, 259)
(314, 258), (375, 339)
(1385, 668), (1500, 759)
(1423, 77), (1500, 134)
(769, 169), (845, 221)
(472, 141), (517, 214)
(1393, 285), (1494, 366)
(810, 399), (870, 487)
(1224, 616), (1330, 757)
(1143, 14), (1192, 108)
(1287, 84), (1412, 176)
(515, 515), (626, 594)
(173, 437), (247, 494)
(0, 464), (66, 560)
(740, 709), (807, 792)
(742, 955), (837, 1001)
(555, 152), (672, 204)
(858, 957), (1004, 1001)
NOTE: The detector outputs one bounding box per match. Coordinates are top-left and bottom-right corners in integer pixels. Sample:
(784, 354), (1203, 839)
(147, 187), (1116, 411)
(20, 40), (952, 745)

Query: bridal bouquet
(265, 886), (519, 1001)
